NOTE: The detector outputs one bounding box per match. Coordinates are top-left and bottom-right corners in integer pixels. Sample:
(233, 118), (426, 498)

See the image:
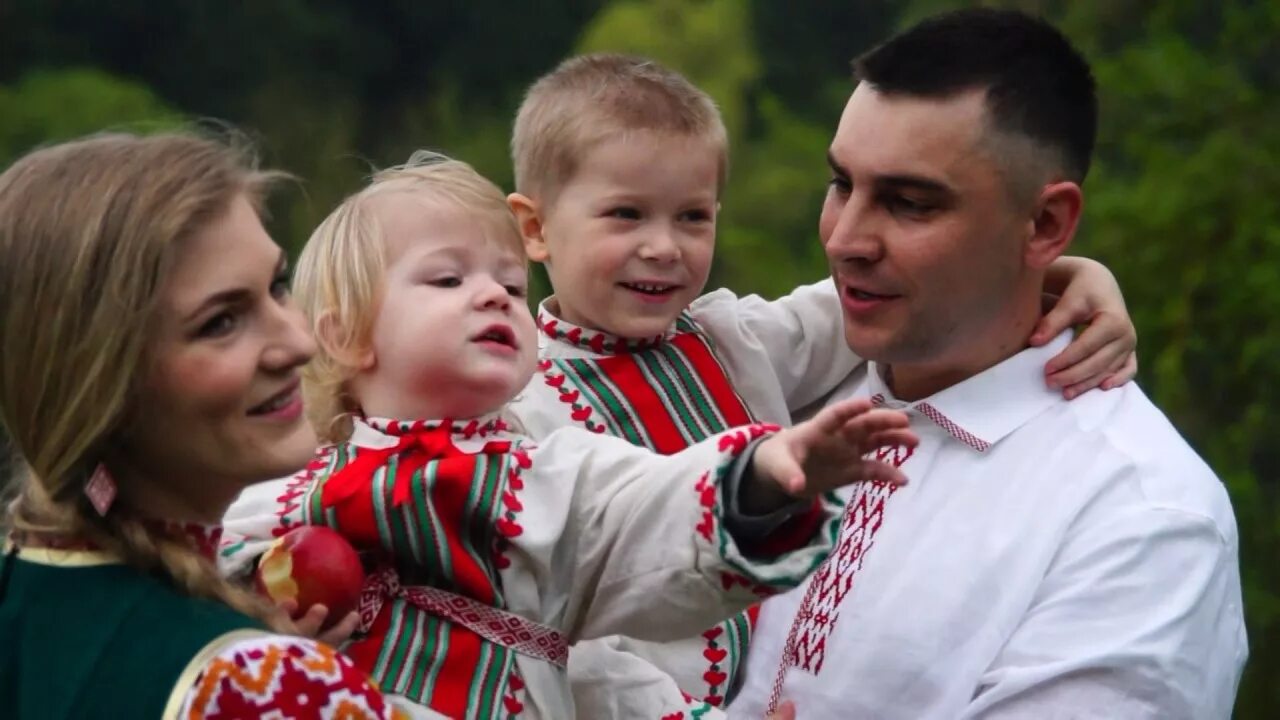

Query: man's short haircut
(511, 53), (728, 202)
(853, 8), (1097, 185)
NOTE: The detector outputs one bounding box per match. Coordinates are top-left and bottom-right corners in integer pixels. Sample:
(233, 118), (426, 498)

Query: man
(732, 9), (1246, 719)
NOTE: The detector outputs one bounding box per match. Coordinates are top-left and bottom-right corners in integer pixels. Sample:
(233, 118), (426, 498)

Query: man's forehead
(829, 84), (989, 179)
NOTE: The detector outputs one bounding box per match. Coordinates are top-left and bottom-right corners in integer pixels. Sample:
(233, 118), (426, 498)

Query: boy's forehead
(563, 131), (724, 198)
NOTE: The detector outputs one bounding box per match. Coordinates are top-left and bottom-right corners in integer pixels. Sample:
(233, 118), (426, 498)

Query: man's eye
(888, 196), (934, 216)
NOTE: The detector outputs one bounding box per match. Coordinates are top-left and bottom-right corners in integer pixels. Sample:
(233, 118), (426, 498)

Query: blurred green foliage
(0, 0), (1274, 712)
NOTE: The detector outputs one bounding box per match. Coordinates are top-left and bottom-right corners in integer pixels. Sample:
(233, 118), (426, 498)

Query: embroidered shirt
(731, 331), (1247, 719)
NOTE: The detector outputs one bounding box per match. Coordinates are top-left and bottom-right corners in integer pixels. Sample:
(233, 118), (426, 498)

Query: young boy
(221, 154), (920, 719)
(503, 54), (1139, 717)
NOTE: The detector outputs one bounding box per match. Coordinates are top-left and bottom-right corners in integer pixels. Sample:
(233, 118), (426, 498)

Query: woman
(0, 132), (423, 719)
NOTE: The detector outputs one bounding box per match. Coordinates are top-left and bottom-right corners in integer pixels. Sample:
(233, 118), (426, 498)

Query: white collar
(866, 331), (1070, 453)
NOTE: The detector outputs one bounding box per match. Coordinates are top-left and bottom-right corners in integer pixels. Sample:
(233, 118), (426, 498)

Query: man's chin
(842, 323), (903, 363)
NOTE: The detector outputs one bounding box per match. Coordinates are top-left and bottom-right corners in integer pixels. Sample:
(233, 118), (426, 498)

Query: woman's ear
(507, 192), (549, 263)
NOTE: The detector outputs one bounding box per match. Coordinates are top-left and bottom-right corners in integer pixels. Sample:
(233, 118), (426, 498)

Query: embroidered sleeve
(168, 631), (412, 720)
(567, 636), (728, 720)
(691, 279), (863, 412)
(537, 424), (842, 645)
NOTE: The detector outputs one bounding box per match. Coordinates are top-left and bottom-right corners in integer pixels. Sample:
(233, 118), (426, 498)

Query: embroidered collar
(535, 299), (672, 355)
(866, 330), (1070, 453)
(10, 520), (224, 562)
(364, 414), (511, 442)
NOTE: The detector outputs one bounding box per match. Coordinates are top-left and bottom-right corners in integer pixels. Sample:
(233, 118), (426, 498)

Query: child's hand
(746, 398), (917, 512)
(278, 598), (361, 647)
(767, 700), (797, 720)
(1032, 256), (1138, 399)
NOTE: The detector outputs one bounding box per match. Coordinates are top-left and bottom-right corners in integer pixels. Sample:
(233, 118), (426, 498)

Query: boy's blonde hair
(294, 151), (523, 442)
(511, 53), (729, 202)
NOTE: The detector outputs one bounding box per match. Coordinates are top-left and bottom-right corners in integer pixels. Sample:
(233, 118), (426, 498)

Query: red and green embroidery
(299, 418), (525, 719)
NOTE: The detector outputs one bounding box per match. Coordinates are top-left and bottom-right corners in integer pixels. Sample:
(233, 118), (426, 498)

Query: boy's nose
(639, 229), (681, 262)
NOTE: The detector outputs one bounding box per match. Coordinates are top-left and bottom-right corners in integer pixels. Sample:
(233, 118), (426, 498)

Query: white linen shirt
(730, 331), (1247, 720)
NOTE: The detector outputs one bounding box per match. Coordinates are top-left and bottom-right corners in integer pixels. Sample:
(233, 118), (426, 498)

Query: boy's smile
(522, 131), (721, 339)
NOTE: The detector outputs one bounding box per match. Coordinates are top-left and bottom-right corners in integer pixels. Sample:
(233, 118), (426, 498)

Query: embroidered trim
(358, 568), (569, 668)
(493, 445), (531, 569)
(170, 633), (395, 719)
(502, 669), (527, 718)
(871, 393), (991, 452)
(366, 415), (510, 441)
(536, 308), (669, 354)
(536, 359), (608, 434)
(271, 446), (334, 539)
(765, 448), (908, 714)
(162, 629), (267, 719)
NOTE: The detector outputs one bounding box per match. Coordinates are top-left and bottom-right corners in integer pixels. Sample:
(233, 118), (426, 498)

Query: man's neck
(885, 297), (1042, 402)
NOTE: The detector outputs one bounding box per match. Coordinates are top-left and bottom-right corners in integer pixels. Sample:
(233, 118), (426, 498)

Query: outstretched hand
(746, 398), (917, 513)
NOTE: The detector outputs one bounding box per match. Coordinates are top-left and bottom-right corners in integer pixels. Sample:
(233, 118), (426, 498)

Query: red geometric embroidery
(765, 442), (912, 714)
(917, 402), (990, 452)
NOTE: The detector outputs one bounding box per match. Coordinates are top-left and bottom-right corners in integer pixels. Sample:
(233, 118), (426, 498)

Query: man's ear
(1026, 181), (1083, 270)
(507, 192), (549, 263)
(316, 310), (375, 372)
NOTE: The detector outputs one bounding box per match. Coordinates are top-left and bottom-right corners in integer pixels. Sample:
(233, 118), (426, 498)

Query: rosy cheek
(151, 346), (257, 421)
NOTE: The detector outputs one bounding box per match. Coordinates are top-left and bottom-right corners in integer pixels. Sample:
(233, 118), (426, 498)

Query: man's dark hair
(854, 8), (1096, 183)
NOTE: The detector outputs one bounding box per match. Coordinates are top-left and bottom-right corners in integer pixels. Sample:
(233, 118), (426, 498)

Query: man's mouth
(848, 288), (897, 301)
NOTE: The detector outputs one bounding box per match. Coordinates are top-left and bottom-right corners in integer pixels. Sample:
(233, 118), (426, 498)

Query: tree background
(1, 0), (1275, 712)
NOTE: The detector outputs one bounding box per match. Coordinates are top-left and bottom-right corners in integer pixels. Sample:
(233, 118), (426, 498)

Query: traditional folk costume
(507, 280), (857, 718)
(222, 413), (842, 720)
(729, 332), (1248, 719)
(0, 523), (410, 720)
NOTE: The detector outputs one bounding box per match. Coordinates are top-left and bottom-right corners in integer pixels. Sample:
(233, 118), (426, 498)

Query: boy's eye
(429, 276), (462, 288)
(680, 208), (713, 223)
(605, 206), (642, 221)
(505, 284), (527, 298)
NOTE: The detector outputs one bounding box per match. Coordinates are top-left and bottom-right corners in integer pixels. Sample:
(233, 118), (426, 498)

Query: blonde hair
(0, 131), (290, 632)
(512, 53), (729, 202)
(294, 151), (523, 443)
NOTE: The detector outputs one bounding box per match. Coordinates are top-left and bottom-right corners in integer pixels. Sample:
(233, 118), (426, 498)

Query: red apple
(255, 525), (365, 628)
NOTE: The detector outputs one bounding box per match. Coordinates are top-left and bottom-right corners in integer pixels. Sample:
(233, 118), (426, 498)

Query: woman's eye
(198, 312), (237, 338)
(269, 275), (291, 299)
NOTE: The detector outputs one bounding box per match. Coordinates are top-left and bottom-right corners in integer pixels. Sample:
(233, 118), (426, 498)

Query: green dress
(0, 538), (404, 720)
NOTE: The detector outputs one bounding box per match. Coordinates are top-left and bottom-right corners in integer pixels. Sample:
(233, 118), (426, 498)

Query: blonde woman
(0, 132), (428, 719)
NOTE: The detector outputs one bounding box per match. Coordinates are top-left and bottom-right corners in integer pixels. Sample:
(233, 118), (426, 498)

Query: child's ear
(316, 310), (376, 371)
(507, 192), (549, 263)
